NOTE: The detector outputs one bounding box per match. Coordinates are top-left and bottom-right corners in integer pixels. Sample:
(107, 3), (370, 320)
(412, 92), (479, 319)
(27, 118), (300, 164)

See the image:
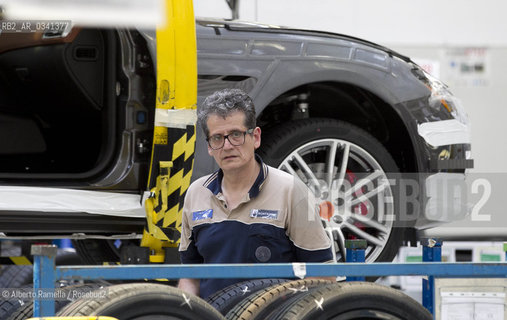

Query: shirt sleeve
(178, 185), (204, 264)
(286, 178), (333, 262)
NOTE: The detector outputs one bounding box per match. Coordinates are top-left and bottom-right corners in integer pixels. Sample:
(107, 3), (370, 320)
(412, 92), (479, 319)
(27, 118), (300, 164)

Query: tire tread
(226, 279), (330, 320)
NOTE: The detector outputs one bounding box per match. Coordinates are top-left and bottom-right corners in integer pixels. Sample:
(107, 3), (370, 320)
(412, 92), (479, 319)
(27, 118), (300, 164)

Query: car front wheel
(259, 118), (402, 263)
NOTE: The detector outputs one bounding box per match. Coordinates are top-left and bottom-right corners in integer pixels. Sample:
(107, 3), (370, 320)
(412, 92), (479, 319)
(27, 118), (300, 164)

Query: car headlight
(415, 66), (470, 126)
(426, 72), (469, 126)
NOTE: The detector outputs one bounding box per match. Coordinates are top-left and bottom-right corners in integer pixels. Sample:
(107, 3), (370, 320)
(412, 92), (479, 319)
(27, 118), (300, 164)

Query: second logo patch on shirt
(250, 209), (279, 220)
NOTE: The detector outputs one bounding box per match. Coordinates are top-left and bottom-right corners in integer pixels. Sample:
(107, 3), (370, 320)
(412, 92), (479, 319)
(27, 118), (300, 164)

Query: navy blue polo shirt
(179, 155), (333, 298)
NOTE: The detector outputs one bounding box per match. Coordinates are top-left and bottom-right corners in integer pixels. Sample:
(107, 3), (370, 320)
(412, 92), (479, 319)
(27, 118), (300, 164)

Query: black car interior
(0, 28), (117, 178)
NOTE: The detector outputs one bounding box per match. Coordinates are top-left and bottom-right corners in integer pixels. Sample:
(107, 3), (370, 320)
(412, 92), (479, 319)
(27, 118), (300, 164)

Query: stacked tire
(6, 282), (109, 320)
(206, 279), (290, 315)
(56, 283), (226, 320)
(2, 275), (432, 319)
(0, 265), (34, 320)
(0, 246), (92, 320)
(208, 279), (432, 320)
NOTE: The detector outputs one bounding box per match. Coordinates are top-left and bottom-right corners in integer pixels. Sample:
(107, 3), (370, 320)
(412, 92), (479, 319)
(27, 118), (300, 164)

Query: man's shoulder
(192, 174), (213, 185)
(188, 174), (214, 194)
(267, 165), (293, 181)
(265, 165), (297, 189)
(267, 166), (309, 189)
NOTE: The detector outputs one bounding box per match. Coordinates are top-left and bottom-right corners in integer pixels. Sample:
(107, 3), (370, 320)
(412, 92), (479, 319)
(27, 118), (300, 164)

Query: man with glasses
(178, 88), (333, 298)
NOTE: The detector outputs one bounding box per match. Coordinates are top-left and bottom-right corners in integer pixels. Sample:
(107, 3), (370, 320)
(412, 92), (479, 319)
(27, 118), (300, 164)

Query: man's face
(206, 111), (261, 173)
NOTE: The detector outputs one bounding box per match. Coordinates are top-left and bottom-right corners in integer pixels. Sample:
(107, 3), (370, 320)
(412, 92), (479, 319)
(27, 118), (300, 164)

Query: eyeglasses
(207, 128), (254, 150)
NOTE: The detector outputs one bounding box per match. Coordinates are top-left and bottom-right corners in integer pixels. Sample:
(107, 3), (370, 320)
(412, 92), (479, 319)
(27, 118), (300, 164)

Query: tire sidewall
(205, 279), (289, 315)
(279, 282), (432, 320)
(259, 119), (398, 175)
(57, 283), (225, 320)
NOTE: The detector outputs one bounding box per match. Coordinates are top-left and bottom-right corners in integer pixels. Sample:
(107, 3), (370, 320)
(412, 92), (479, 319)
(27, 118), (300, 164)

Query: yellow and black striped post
(141, 0), (197, 263)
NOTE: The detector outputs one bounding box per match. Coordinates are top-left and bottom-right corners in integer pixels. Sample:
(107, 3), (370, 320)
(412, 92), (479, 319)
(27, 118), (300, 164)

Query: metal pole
(226, 0), (239, 19)
(345, 239), (366, 281)
(56, 262), (507, 280)
(421, 238), (442, 316)
(31, 244), (57, 317)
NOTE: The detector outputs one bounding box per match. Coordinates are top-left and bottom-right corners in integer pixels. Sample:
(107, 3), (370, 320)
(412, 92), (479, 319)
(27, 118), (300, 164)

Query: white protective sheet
(0, 186), (148, 218)
(417, 119), (471, 147)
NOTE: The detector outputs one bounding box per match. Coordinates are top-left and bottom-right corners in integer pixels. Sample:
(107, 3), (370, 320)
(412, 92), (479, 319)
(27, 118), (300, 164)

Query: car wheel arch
(256, 81), (419, 174)
(250, 60), (401, 109)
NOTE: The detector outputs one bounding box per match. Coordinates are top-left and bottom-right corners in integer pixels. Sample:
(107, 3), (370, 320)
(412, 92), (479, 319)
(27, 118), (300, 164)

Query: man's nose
(223, 137), (234, 149)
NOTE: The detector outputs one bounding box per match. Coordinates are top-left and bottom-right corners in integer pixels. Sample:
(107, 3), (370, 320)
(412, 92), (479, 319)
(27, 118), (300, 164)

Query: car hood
(195, 17), (411, 62)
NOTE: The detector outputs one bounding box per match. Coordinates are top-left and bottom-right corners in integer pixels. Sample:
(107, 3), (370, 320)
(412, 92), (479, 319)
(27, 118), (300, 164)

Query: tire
(6, 282), (109, 320)
(272, 281), (432, 320)
(259, 118), (402, 263)
(54, 249), (84, 266)
(72, 239), (180, 265)
(0, 265), (32, 288)
(72, 239), (145, 265)
(206, 279), (289, 315)
(0, 300), (20, 320)
(226, 279), (332, 320)
(57, 283), (226, 320)
(0, 284), (33, 320)
(72, 239), (122, 265)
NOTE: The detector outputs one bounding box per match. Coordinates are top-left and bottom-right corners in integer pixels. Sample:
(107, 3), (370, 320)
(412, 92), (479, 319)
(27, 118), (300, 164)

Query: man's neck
(221, 158), (260, 201)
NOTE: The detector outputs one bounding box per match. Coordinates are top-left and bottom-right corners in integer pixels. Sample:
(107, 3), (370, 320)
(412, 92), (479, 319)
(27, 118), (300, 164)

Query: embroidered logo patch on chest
(250, 209), (279, 220)
(192, 209), (213, 221)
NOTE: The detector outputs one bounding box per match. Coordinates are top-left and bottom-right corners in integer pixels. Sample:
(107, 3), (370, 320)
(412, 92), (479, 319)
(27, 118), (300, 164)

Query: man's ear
(207, 146), (213, 156)
(253, 127), (261, 149)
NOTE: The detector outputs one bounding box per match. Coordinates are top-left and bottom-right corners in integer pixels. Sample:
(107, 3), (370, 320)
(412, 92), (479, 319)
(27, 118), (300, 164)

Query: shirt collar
(203, 154), (269, 199)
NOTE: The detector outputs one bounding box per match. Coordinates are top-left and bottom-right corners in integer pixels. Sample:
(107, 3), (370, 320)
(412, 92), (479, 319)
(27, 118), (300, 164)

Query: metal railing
(30, 239), (507, 318)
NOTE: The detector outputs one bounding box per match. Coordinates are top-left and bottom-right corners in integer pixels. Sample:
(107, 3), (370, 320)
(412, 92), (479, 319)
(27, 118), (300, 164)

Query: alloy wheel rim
(278, 138), (395, 262)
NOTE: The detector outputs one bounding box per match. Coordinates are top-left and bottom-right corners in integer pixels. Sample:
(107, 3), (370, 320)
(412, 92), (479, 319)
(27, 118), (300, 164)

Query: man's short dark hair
(198, 88), (256, 137)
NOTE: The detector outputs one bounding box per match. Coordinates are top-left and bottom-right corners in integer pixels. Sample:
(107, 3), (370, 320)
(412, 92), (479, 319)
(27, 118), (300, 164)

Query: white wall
(195, 0), (507, 46)
(194, 0), (507, 175)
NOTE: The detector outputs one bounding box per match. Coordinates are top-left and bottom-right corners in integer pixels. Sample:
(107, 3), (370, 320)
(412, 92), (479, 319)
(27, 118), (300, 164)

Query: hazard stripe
(0, 256), (32, 265)
(144, 125), (196, 243)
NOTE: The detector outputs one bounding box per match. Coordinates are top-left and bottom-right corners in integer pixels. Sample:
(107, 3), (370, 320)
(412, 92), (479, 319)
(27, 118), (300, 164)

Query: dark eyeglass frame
(207, 128), (254, 150)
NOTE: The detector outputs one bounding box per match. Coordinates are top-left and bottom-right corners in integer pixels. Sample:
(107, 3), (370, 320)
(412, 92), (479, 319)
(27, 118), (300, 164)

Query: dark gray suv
(0, 18), (473, 264)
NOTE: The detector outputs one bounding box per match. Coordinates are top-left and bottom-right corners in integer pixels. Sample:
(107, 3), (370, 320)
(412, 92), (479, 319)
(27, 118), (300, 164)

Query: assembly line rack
(30, 239), (507, 318)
